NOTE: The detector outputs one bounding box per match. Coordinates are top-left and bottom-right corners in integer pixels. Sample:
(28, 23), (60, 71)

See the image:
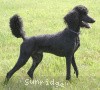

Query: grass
(0, 0), (100, 90)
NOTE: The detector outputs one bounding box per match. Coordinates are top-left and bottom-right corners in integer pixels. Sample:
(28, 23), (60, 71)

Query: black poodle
(5, 5), (95, 84)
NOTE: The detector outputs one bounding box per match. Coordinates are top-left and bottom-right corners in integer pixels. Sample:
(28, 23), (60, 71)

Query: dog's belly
(40, 46), (66, 57)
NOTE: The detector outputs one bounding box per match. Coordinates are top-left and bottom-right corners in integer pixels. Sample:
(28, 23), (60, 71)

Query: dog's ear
(64, 10), (79, 28)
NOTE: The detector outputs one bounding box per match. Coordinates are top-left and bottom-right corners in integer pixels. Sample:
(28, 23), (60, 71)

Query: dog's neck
(67, 23), (80, 32)
(69, 29), (80, 35)
(68, 26), (80, 35)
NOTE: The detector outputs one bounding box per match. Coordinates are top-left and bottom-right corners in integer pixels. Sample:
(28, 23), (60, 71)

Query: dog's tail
(10, 14), (26, 40)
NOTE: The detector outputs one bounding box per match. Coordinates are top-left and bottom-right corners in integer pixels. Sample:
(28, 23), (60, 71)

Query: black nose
(91, 19), (95, 23)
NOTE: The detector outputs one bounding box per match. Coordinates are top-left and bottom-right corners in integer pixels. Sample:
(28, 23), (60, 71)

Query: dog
(4, 5), (95, 84)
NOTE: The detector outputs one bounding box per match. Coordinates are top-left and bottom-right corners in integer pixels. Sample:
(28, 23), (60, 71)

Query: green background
(0, 0), (100, 90)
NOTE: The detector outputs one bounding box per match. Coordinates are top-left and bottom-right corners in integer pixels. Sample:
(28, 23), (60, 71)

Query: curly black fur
(5, 5), (95, 84)
(10, 15), (25, 39)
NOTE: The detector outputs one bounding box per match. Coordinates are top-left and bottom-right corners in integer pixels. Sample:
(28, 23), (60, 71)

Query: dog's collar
(69, 30), (80, 35)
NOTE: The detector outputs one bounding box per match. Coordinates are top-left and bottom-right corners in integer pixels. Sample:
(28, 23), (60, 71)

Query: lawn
(0, 0), (100, 90)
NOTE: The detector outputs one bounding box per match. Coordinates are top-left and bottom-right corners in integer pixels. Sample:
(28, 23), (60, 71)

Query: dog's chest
(74, 37), (80, 50)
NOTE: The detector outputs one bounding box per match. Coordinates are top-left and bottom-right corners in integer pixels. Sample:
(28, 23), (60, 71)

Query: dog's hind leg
(72, 55), (78, 78)
(4, 45), (31, 84)
(27, 52), (43, 79)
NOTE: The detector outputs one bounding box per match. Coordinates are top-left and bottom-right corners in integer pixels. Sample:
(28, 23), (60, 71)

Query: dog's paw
(66, 76), (71, 80)
(74, 70), (78, 78)
(27, 71), (33, 80)
(4, 78), (9, 85)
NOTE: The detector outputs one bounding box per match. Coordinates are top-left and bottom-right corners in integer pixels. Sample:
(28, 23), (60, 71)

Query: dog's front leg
(66, 55), (72, 80)
(72, 55), (78, 78)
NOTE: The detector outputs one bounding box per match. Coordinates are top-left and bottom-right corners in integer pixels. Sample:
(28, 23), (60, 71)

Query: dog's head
(64, 5), (95, 29)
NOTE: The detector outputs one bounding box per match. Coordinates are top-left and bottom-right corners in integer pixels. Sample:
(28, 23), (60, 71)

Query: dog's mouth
(81, 15), (95, 28)
(81, 21), (91, 28)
